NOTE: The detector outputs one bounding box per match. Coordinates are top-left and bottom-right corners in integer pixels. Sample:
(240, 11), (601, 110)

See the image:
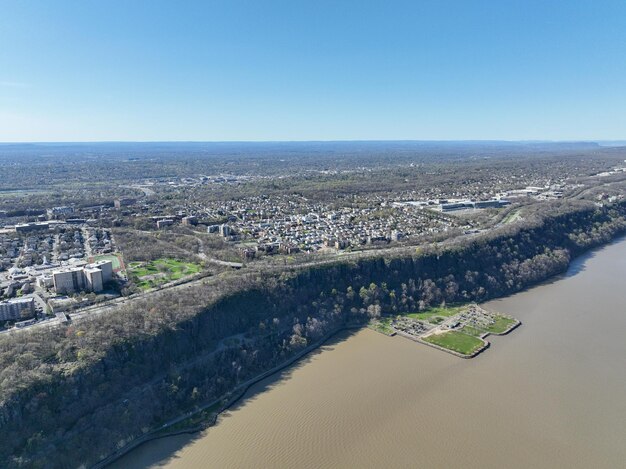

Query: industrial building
(15, 222), (51, 233)
(439, 199), (510, 212)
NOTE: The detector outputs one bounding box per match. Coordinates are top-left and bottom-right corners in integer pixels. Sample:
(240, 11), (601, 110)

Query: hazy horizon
(0, 139), (623, 145)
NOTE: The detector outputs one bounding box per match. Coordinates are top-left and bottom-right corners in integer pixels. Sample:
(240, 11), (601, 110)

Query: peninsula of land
(372, 303), (520, 357)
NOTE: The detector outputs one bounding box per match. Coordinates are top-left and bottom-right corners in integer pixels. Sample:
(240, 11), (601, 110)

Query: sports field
(90, 253), (125, 272)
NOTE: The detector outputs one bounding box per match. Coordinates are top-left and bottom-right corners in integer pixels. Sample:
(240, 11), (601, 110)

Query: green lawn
(406, 304), (466, 323)
(460, 315), (516, 336)
(129, 258), (202, 290)
(423, 331), (484, 356)
(485, 315), (517, 334)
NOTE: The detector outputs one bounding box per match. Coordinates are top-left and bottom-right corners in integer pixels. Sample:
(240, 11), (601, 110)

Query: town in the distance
(3, 140), (626, 469)
(1, 142), (625, 354)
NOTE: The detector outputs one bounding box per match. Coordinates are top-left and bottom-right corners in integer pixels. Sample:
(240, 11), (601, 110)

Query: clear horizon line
(0, 138), (624, 145)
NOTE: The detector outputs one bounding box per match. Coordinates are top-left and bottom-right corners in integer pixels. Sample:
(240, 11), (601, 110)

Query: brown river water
(113, 237), (626, 469)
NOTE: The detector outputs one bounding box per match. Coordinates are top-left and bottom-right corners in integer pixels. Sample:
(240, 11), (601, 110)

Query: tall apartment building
(52, 260), (113, 294)
(93, 260), (113, 282)
(0, 297), (35, 321)
(84, 267), (104, 292)
(52, 267), (87, 294)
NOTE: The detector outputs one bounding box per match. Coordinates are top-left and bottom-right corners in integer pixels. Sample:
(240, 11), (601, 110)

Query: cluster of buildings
(0, 197), (150, 236)
(594, 166), (626, 178)
(393, 198), (511, 213)
(198, 195), (475, 255)
(1, 223), (115, 270)
(0, 234), (23, 271)
(55, 227), (85, 261)
(84, 227), (114, 255)
(0, 210), (121, 328)
(393, 185), (569, 213)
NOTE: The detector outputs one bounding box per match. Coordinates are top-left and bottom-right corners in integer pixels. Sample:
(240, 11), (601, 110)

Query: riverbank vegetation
(2, 198), (626, 467)
(368, 317), (395, 335)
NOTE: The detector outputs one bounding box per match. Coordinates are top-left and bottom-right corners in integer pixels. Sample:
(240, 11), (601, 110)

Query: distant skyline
(1, 1), (625, 142)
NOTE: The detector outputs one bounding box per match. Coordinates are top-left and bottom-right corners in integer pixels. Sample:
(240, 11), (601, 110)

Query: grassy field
(423, 331), (484, 355)
(128, 258), (202, 290)
(406, 304), (466, 323)
(485, 315), (517, 334)
(461, 315), (517, 337)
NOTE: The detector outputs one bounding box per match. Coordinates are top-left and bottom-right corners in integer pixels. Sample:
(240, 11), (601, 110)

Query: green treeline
(1, 200), (626, 468)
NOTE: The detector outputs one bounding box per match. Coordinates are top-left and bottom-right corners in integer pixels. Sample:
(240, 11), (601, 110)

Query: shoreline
(94, 232), (626, 469)
(93, 324), (362, 469)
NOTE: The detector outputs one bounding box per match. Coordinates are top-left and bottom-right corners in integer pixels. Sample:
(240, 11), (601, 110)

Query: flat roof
(1, 297), (34, 304)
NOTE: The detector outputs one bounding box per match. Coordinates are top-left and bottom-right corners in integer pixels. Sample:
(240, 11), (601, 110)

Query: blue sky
(1, 0), (625, 142)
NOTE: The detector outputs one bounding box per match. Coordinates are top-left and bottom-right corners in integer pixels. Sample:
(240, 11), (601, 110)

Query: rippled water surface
(114, 238), (626, 469)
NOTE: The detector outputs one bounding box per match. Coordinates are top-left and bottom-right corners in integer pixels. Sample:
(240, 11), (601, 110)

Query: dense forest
(1, 198), (626, 468)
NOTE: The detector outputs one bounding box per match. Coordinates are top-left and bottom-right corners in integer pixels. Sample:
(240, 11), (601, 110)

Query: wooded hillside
(1, 199), (625, 468)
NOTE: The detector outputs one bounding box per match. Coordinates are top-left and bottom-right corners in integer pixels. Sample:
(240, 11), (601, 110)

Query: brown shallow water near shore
(113, 237), (626, 469)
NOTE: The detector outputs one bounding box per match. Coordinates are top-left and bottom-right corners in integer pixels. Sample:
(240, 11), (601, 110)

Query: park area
(423, 331), (485, 356)
(128, 258), (202, 290)
(370, 303), (519, 357)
